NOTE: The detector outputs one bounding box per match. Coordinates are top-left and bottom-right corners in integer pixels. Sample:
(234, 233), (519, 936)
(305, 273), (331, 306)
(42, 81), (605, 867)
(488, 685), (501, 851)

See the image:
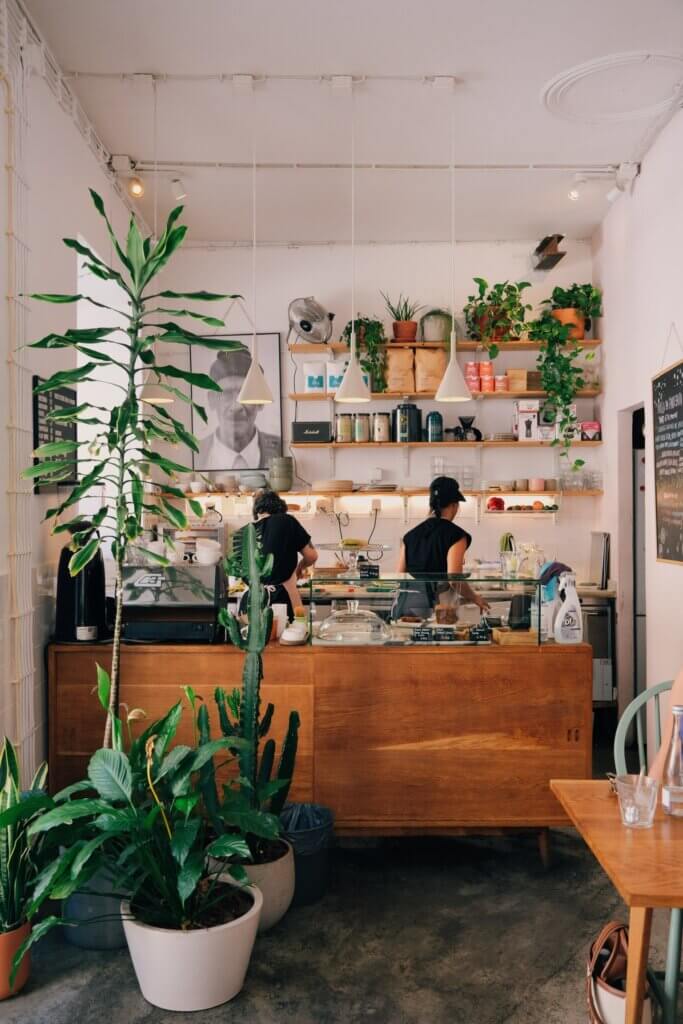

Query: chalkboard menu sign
(32, 375), (78, 494)
(652, 357), (683, 564)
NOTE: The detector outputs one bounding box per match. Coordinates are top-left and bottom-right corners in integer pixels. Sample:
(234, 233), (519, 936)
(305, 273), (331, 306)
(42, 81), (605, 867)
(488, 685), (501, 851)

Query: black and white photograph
(190, 332), (282, 472)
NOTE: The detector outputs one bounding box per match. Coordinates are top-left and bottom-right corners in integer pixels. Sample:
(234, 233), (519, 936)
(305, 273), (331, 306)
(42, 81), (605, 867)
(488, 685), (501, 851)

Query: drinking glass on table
(615, 774), (659, 829)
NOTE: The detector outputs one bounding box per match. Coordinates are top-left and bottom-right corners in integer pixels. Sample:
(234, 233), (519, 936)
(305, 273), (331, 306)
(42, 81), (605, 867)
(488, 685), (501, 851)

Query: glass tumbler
(615, 774), (658, 829)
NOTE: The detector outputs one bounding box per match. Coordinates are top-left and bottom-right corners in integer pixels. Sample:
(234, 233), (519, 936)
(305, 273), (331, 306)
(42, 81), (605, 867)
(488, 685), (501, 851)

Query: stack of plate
(358, 483), (397, 492)
(486, 432), (516, 442)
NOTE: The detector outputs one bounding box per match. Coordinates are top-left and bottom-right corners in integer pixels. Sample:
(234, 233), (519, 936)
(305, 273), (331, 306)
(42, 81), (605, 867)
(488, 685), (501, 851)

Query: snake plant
(0, 739), (49, 936)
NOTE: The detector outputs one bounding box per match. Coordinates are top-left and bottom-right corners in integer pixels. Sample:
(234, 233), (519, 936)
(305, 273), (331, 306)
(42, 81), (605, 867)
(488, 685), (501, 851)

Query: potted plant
(463, 278), (532, 357)
(341, 316), (387, 392)
(528, 314), (586, 469)
(23, 190), (244, 749)
(8, 678), (262, 1011)
(381, 292), (422, 342)
(542, 283), (603, 340)
(0, 740), (49, 999)
(419, 308), (452, 343)
(199, 524), (300, 932)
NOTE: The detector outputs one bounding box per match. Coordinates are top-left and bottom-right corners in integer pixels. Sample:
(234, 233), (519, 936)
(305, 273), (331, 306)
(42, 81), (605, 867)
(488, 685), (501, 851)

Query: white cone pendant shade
(435, 331), (471, 402)
(238, 355), (273, 405)
(141, 373), (173, 405)
(334, 335), (371, 403)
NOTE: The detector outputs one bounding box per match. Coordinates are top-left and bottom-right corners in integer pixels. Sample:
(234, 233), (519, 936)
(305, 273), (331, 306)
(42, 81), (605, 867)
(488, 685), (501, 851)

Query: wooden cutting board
(492, 627), (538, 645)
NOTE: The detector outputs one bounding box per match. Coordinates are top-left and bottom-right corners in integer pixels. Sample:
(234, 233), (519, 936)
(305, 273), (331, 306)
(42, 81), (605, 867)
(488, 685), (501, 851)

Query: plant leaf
(96, 664), (111, 714)
(170, 817), (200, 867)
(27, 798), (112, 834)
(157, 290), (238, 302)
(207, 834), (251, 860)
(176, 850), (204, 906)
(87, 749), (132, 803)
(33, 440), (80, 458)
(68, 538), (101, 576)
(154, 363), (222, 391)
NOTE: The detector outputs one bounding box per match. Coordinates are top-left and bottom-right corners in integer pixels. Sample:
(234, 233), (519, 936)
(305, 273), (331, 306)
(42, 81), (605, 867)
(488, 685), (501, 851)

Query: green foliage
(211, 525), (301, 848)
(528, 314), (586, 469)
(341, 315), (387, 391)
(22, 190), (246, 743)
(381, 292), (422, 322)
(0, 739), (51, 938)
(419, 308), (453, 340)
(543, 283), (603, 328)
(462, 278), (532, 357)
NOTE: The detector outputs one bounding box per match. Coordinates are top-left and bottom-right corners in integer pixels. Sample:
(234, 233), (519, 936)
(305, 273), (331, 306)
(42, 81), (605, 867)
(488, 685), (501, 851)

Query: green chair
(614, 680), (678, 1024)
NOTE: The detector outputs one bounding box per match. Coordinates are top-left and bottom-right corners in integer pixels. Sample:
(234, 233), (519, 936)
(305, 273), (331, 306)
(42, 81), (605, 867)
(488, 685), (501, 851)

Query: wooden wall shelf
(174, 487), (603, 500)
(289, 389), (601, 402)
(288, 339), (602, 354)
(289, 440), (602, 450)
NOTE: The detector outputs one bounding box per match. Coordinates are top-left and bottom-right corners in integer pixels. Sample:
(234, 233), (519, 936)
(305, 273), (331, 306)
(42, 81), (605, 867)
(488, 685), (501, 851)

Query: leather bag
(587, 921), (653, 1023)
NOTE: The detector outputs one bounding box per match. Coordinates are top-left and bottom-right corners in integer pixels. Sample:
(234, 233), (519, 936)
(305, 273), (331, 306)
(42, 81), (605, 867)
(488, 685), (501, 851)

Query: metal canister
(353, 413), (371, 443)
(426, 411), (444, 442)
(372, 412), (392, 443)
(335, 413), (353, 443)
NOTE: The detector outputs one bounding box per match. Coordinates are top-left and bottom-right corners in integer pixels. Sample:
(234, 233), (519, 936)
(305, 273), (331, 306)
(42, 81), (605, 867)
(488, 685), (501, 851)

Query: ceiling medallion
(541, 51), (683, 124)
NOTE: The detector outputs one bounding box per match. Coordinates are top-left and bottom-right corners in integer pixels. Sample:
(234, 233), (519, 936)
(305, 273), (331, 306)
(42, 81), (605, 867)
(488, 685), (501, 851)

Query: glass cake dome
(317, 600), (390, 644)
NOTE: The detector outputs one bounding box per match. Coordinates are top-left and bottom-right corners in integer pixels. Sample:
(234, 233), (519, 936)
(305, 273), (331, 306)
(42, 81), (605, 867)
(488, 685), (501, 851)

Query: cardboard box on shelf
(508, 368), (528, 392)
(513, 399), (540, 441)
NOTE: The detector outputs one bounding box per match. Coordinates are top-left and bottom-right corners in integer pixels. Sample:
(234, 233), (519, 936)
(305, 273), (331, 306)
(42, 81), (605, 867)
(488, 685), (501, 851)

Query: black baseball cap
(430, 475), (466, 507)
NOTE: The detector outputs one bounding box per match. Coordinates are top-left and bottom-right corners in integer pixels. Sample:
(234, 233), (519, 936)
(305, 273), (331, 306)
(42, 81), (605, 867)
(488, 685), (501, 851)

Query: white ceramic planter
(243, 841), (295, 932)
(121, 879), (262, 1012)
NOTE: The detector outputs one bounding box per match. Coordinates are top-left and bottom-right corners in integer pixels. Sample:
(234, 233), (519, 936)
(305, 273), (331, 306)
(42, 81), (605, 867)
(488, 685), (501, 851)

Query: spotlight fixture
(568, 188), (580, 201)
(127, 175), (145, 199)
(171, 177), (187, 201)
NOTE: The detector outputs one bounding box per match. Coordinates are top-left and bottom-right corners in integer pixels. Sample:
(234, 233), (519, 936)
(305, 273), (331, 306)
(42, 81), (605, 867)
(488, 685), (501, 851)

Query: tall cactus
(217, 523), (299, 815)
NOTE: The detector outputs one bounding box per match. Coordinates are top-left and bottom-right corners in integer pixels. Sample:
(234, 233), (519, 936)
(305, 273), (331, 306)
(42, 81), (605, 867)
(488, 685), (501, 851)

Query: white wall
(593, 109), (683, 703)
(159, 239), (601, 575)
(0, 73), (131, 758)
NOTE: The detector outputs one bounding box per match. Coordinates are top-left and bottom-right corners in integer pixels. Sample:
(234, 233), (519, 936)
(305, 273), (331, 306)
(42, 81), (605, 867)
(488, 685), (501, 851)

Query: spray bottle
(553, 571), (583, 644)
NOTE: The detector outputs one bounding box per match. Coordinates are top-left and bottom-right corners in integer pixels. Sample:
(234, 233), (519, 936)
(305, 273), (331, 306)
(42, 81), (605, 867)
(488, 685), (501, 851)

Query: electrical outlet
(371, 499), (382, 512)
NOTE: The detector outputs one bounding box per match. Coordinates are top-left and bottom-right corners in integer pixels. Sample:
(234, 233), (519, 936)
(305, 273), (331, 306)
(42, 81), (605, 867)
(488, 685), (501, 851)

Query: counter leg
(626, 906), (652, 1024)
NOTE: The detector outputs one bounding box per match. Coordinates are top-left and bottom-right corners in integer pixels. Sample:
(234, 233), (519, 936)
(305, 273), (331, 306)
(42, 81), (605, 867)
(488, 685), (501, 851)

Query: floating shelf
(288, 339), (602, 354)
(170, 487), (602, 500)
(289, 440), (602, 449)
(289, 389), (601, 402)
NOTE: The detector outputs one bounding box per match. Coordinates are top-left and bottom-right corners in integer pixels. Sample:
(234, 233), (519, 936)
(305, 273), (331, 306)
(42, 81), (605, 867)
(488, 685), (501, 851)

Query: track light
(171, 177), (187, 201)
(127, 175), (145, 199)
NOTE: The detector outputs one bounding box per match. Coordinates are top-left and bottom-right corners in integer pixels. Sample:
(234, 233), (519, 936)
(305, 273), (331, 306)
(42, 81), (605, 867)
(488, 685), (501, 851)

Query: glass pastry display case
(303, 573), (545, 646)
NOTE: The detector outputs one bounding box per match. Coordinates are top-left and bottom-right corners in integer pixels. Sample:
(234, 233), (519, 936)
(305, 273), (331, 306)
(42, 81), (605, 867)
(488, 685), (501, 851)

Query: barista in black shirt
(397, 476), (488, 613)
(243, 489), (318, 618)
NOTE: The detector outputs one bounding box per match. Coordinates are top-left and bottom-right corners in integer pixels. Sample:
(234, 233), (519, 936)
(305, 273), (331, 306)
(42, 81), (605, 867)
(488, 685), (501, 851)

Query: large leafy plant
(2, 673), (252, 987)
(463, 278), (532, 356)
(22, 190), (244, 743)
(528, 314), (587, 469)
(0, 739), (48, 939)
(205, 524), (300, 862)
(542, 283), (603, 330)
(341, 316), (387, 392)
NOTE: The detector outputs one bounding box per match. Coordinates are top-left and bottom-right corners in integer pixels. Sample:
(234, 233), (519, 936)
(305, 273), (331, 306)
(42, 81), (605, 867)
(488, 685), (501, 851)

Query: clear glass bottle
(662, 705), (683, 816)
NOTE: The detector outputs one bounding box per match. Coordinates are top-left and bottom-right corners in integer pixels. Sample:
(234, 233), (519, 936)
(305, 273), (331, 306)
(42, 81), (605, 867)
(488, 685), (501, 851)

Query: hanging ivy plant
(341, 315), (387, 392)
(528, 314), (586, 470)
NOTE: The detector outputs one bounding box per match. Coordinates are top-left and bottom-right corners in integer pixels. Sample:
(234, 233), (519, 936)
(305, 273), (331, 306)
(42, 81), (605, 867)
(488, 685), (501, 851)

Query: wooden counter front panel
(313, 646), (592, 829)
(48, 646), (314, 801)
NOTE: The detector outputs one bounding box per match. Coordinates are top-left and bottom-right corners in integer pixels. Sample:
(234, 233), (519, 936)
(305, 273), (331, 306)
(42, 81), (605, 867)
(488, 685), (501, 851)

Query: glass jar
(354, 413), (371, 443)
(372, 412), (392, 443)
(335, 413), (353, 443)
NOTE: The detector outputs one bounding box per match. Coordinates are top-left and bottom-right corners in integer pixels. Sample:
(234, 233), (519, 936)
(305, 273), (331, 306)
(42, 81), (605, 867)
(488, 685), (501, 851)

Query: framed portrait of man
(190, 333), (282, 472)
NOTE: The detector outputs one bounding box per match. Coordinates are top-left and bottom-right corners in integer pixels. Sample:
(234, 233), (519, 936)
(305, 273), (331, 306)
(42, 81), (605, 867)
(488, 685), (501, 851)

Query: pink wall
(593, 110), (683, 704)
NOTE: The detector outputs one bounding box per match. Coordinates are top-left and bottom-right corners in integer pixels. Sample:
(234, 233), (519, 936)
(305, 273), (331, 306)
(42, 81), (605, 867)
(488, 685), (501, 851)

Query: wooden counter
(48, 642), (592, 834)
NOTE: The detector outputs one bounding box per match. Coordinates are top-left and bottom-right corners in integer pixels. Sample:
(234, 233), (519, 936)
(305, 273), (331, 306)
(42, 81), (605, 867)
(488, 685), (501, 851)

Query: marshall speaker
(291, 421), (333, 443)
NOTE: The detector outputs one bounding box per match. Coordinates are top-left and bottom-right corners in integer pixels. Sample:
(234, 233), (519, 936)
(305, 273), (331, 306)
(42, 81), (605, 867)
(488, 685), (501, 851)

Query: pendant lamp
(239, 90), (273, 406)
(334, 83), (370, 404)
(435, 86), (471, 404)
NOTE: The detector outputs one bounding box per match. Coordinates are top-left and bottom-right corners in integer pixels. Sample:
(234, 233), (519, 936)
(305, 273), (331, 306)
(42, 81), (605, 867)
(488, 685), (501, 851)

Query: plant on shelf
(463, 278), (532, 357)
(5, 678), (261, 1011)
(419, 308), (452, 343)
(22, 189), (244, 746)
(0, 739), (50, 999)
(341, 316), (387, 391)
(381, 292), (423, 342)
(542, 283), (603, 340)
(202, 523), (300, 931)
(528, 314), (586, 470)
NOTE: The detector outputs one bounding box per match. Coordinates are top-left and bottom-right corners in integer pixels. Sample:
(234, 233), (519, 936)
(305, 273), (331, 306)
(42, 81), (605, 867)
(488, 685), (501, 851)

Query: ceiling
(23, 0), (683, 244)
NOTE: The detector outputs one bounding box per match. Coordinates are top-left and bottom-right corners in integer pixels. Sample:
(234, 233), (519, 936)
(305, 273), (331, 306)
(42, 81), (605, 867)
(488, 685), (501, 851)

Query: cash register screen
(122, 565), (219, 608)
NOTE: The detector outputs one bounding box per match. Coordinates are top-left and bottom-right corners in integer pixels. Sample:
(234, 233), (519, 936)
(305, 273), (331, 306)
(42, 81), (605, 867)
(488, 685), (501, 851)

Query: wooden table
(551, 779), (683, 1024)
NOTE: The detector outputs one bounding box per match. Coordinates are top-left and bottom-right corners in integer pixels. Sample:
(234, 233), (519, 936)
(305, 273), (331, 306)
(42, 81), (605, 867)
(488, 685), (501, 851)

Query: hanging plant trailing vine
(341, 315), (387, 392)
(528, 313), (587, 470)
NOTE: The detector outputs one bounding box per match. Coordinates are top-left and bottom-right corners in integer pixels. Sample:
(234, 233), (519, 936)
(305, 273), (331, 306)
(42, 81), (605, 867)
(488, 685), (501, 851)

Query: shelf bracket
(401, 446), (410, 477)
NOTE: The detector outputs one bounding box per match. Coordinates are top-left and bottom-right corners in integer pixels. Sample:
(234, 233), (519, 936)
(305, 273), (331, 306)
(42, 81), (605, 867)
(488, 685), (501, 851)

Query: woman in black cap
(396, 476), (488, 614)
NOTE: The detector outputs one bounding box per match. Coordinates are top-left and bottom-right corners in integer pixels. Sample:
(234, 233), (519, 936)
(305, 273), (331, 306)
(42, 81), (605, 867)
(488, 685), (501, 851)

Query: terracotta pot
(551, 307), (585, 340)
(475, 313), (517, 343)
(0, 921), (31, 1000)
(121, 880), (262, 1012)
(393, 320), (418, 342)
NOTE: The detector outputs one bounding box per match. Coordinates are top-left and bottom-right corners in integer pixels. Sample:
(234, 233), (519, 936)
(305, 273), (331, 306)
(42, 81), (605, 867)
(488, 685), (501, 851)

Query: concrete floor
(2, 829), (678, 1024)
